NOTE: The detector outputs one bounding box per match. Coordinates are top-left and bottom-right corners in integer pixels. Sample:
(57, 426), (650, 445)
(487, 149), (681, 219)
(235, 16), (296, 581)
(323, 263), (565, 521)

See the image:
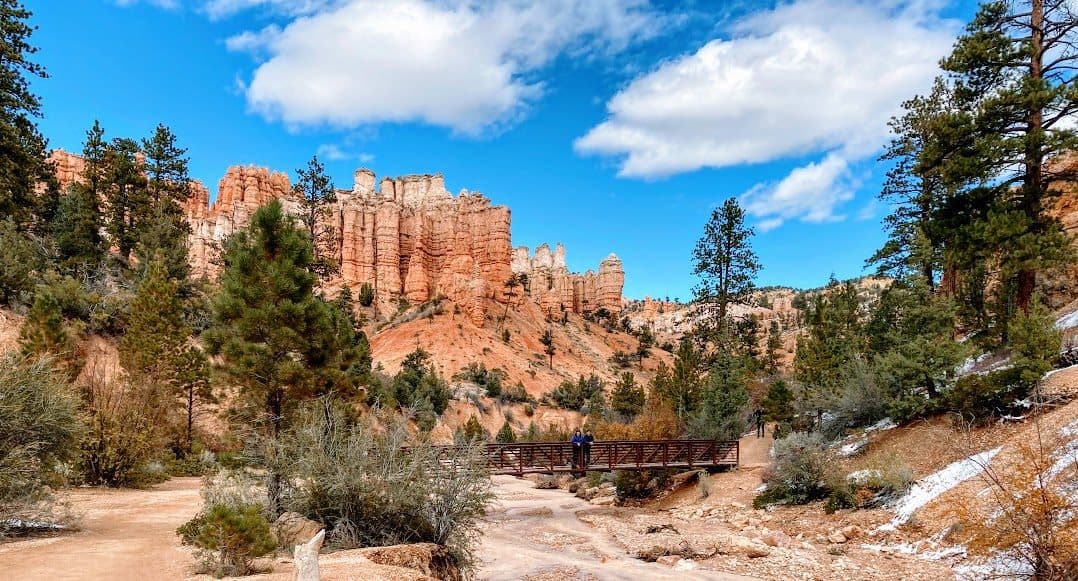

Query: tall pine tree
(204, 200), (345, 512)
(293, 155), (338, 278)
(692, 198), (760, 337)
(0, 1), (51, 229)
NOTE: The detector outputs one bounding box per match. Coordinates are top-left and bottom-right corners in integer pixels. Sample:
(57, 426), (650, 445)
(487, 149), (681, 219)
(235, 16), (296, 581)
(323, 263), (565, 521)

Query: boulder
(274, 512), (323, 550)
(357, 543), (460, 581)
(656, 555), (682, 567)
(840, 525), (863, 540)
(730, 536), (771, 558)
(828, 530), (848, 544)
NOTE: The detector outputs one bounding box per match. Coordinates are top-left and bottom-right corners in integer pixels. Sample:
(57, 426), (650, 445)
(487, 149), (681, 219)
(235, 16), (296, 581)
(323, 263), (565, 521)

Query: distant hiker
(571, 428), (585, 469)
(753, 408), (764, 438)
(583, 429), (595, 467)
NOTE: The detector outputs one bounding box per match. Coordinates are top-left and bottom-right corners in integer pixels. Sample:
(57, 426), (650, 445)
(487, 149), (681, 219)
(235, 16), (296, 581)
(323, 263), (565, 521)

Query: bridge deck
(434, 439), (739, 476)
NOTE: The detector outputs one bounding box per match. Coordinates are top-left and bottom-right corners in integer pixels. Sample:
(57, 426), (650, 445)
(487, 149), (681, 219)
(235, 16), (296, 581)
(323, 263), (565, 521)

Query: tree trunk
(1018, 0), (1045, 314)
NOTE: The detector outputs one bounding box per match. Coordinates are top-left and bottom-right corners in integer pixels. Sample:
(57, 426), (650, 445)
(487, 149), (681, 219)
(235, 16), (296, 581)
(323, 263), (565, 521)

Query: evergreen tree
(142, 123), (190, 210)
(793, 279), (865, 409)
(660, 338), (704, 420)
(610, 371), (645, 421)
(762, 379), (793, 427)
(692, 198), (760, 334)
(357, 282), (375, 307)
(203, 200), (341, 512)
(687, 349), (749, 440)
(1008, 297), (1063, 386)
(0, 1), (51, 229)
(461, 415), (487, 442)
(293, 155), (338, 277)
(765, 319), (783, 373)
(0, 219), (40, 305)
(867, 278), (968, 398)
(540, 328), (555, 368)
(495, 420), (516, 443)
(104, 137), (148, 261)
(941, 0), (1078, 313)
(120, 251), (187, 380)
(19, 288), (76, 375)
(135, 125), (192, 281)
(868, 79), (966, 288)
(51, 185), (104, 275)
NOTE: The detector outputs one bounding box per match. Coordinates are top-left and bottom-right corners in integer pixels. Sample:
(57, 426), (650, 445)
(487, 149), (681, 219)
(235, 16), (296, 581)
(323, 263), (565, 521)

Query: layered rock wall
(44, 150), (625, 322)
(511, 243), (624, 316)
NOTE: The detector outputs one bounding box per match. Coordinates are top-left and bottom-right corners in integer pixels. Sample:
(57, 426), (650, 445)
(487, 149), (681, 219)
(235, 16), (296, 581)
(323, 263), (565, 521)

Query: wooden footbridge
(432, 439), (739, 476)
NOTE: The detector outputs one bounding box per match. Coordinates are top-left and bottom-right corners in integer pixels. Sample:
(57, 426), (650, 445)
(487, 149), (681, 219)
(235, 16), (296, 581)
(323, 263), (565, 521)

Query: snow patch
(847, 469), (882, 484)
(839, 438), (868, 457)
(1054, 310), (1078, 330)
(878, 447), (1003, 531)
(1042, 363), (1078, 380)
(865, 417), (897, 433)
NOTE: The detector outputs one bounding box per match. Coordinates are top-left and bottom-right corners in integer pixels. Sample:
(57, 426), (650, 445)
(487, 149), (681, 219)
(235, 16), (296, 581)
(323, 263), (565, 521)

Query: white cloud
(741, 153), (856, 231)
(227, 0), (663, 135)
(315, 143), (374, 163)
(576, 0), (956, 228)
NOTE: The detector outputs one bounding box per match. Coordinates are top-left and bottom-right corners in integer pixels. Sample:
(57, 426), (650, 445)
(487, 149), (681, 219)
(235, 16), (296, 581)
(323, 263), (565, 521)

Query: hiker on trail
(570, 428), (585, 469)
(753, 408), (764, 438)
(583, 429), (595, 467)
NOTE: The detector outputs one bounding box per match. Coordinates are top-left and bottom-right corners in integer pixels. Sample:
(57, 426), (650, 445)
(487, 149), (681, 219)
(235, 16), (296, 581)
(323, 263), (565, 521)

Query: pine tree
(794, 280), (865, 409)
(540, 328), (555, 368)
(19, 288), (76, 375)
(135, 125), (192, 280)
(661, 338), (704, 420)
(687, 349), (749, 441)
(495, 420), (516, 443)
(357, 282), (375, 307)
(692, 198), (760, 335)
(203, 200), (341, 512)
(0, 220), (39, 305)
(51, 185), (104, 275)
(868, 79), (966, 288)
(941, 0), (1078, 313)
(0, 1), (51, 229)
(120, 251), (187, 380)
(610, 372), (645, 421)
(293, 155), (338, 277)
(762, 379), (793, 426)
(142, 123), (190, 210)
(765, 319), (783, 373)
(867, 278), (968, 398)
(104, 137), (149, 261)
(462, 415), (487, 442)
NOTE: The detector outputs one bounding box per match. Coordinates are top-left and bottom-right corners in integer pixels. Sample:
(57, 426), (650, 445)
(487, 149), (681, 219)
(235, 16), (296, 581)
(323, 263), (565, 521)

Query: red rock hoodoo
(46, 150), (624, 323)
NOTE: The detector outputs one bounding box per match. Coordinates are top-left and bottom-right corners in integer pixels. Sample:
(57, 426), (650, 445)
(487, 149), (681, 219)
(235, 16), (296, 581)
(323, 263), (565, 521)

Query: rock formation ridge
(46, 150), (624, 323)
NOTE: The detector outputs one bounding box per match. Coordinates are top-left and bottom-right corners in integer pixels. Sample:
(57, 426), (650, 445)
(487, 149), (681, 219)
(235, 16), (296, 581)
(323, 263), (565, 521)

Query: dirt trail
(0, 477), (202, 581)
(477, 476), (757, 580)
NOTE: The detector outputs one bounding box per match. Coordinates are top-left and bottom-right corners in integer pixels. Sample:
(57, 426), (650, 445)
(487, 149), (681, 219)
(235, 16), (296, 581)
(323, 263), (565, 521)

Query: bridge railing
(428, 439), (738, 475)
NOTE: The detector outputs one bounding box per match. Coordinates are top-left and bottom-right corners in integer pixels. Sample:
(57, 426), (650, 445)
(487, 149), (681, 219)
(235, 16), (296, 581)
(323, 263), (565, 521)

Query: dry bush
(953, 421), (1078, 580)
(279, 403), (493, 574)
(0, 355), (83, 536)
(78, 360), (171, 487)
(593, 397), (681, 441)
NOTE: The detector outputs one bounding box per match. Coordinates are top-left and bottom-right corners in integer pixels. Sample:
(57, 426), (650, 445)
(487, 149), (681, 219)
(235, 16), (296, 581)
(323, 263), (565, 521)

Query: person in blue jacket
(570, 428), (585, 470)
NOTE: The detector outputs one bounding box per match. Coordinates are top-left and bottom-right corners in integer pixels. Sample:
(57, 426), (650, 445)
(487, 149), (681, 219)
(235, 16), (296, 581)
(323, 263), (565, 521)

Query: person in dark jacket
(583, 429), (595, 467)
(753, 408), (764, 437)
(570, 428), (585, 469)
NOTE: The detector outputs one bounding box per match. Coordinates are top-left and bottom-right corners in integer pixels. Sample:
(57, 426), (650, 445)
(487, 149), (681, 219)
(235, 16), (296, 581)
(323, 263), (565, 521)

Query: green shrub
(0, 220), (41, 306)
(177, 503), (275, 578)
(357, 283), (375, 307)
(78, 374), (169, 488)
(753, 432), (834, 508)
(0, 355), (83, 536)
(453, 362), (504, 398)
(940, 367), (1030, 423)
(550, 375), (604, 411)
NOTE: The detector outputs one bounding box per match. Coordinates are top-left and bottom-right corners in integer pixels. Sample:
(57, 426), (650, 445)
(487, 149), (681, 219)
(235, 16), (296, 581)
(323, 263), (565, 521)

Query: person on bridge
(570, 428), (585, 469)
(583, 429), (595, 467)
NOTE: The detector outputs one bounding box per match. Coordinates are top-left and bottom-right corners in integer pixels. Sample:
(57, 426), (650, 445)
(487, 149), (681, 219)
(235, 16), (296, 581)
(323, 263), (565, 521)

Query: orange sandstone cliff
(47, 150), (624, 323)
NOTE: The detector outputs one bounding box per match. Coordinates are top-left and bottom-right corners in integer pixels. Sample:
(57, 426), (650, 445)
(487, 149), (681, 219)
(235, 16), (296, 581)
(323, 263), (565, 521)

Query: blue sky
(28, 0), (980, 299)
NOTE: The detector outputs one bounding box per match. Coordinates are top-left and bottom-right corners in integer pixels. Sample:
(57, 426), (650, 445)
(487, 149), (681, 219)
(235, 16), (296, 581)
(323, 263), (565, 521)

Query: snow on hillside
(878, 447), (1003, 531)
